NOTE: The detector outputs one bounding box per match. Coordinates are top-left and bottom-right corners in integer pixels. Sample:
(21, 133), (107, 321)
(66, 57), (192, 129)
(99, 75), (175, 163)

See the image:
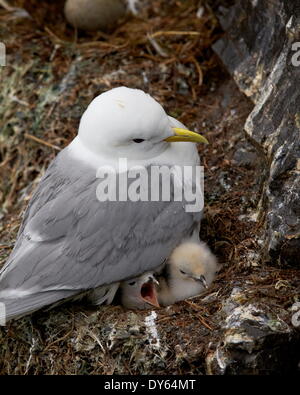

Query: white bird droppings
(144, 310), (160, 350)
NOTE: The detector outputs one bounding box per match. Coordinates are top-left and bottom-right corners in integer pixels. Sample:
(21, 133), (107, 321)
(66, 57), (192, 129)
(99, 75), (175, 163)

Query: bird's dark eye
(129, 281), (136, 286)
(133, 139), (145, 143)
(180, 270), (186, 275)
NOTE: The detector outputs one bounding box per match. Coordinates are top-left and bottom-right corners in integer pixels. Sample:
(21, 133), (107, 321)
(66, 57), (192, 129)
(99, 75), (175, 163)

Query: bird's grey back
(0, 146), (201, 320)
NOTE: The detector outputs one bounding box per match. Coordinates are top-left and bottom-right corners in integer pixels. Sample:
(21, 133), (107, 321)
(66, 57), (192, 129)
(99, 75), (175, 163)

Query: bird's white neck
(68, 136), (200, 171)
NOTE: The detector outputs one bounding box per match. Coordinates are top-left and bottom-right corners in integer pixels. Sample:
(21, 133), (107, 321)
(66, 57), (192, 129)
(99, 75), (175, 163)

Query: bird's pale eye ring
(132, 139), (145, 143)
(128, 281), (136, 286)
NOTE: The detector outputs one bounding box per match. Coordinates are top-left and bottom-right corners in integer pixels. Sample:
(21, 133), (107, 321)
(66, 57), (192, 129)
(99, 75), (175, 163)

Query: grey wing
(0, 148), (201, 319)
(15, 148), (87, 239)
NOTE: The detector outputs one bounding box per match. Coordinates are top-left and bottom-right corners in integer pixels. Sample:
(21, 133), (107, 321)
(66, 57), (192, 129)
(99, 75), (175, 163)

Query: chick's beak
(141, 277), (160, 308)
(164, 127), (209, 144)
(192, 274), (208, 289)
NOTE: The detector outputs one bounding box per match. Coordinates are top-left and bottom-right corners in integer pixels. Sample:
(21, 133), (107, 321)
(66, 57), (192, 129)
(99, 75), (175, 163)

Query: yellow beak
(164, 127), (209, 144)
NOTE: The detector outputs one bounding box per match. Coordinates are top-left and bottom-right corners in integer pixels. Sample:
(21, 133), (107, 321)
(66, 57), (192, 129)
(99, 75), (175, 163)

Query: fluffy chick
(120, 272), (160, 310)
(157, 241), (219, 306)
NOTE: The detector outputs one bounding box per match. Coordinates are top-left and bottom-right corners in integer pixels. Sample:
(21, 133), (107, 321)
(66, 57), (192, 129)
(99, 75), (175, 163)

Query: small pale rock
(64, 0), (126, 31)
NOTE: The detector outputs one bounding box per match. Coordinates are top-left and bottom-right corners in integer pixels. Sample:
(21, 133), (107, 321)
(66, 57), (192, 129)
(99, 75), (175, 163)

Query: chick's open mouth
(141, 282), (160, 308)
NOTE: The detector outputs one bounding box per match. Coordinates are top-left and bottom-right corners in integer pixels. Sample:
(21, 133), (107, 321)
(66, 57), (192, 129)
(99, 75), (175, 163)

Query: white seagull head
(77, 86), (208, 160)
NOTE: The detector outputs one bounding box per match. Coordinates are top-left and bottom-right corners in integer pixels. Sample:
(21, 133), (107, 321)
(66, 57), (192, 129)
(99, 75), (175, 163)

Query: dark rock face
(213, 0), (300, 266)
(206, 288), (300, 375)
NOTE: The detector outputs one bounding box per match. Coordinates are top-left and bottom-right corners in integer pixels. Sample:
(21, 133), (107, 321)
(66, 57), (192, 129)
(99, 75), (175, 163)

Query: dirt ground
(0, 0), (299, 374)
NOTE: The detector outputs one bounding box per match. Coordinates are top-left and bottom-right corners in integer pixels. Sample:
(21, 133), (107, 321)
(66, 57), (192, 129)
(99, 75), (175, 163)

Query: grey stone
(213, 0), (300, 266)
(206, 288), (300, 375)
(232, 141), (258, 168)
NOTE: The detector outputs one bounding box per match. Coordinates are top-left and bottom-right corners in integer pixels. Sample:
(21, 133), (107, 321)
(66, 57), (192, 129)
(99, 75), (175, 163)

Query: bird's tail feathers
(0, 289), (77, 324)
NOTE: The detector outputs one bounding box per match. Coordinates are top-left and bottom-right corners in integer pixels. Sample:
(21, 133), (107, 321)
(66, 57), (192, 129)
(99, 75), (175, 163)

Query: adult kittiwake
(0, 86), (208, 323)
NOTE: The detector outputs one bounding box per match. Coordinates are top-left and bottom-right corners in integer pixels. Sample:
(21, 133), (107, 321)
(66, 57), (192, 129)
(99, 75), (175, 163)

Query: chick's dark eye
(180, 270), (186, 275)
(129, 281), (136, 286)
(133, 139), (145, 143)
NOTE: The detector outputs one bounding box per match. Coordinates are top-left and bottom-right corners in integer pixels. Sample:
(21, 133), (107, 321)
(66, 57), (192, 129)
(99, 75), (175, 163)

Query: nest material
(0, 0), (299, 375)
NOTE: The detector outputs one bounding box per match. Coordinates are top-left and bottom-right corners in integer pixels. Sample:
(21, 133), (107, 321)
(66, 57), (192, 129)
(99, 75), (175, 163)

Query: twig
(44, 26), (66, 44)
(147, 34), (168, 58)
(156, 316), (173, 323)
(43, 330), (74, 352)
(88, 330), (106, 354)
(24, 133), (61, 151)
(0, 0), (14, 11)
(0, 244), (12, 249)
(189, 56), (203, 86)
(77, 41), (128, 50)
(197, 314), (213, 331)
(184, 300), (214, 330)
(150, 31), (200, 39)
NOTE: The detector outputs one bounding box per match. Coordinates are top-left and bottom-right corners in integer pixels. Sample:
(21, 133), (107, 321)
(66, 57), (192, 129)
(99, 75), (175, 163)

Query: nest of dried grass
(0, 0), (299, 375)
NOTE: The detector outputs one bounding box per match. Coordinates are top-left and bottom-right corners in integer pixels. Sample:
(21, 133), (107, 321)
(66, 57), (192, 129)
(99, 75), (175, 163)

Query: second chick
(157, 241), (219, 306)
